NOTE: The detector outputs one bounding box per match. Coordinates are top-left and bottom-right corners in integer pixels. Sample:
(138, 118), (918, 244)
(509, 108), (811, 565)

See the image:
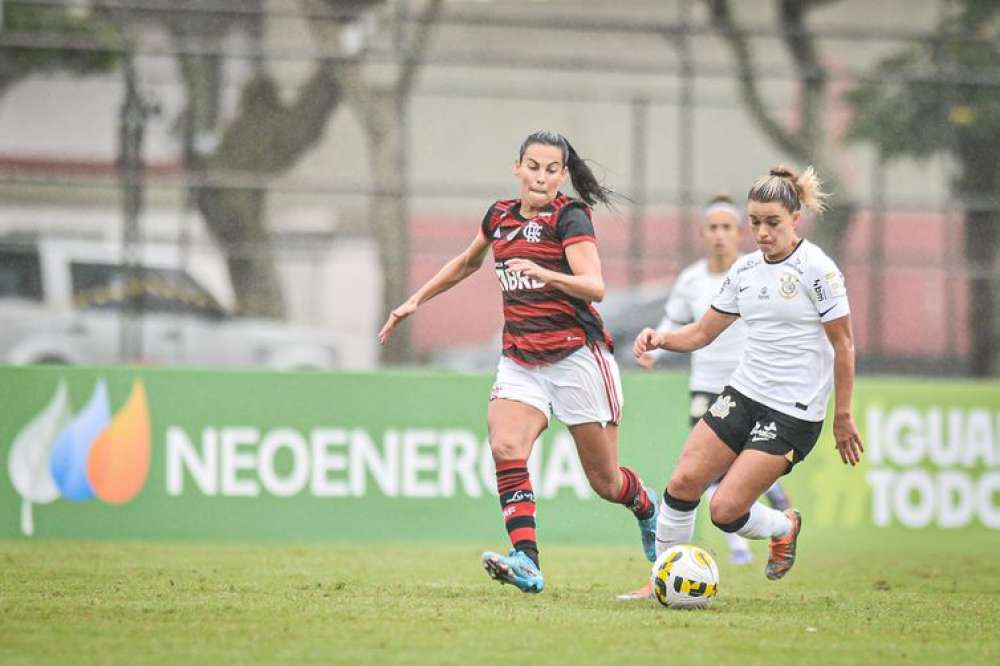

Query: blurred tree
(163, 1), (349, 319)
(319, 0), (444, 364)
(0, 0), (118, 96)
(102, 0), (442, 357)
(98, 1), (385, 318)
(704, 0), (856, 258)
(846, 0), (1000, 375)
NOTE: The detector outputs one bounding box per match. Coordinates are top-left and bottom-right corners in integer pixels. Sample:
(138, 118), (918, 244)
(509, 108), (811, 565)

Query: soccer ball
(650, 544), (719, 609)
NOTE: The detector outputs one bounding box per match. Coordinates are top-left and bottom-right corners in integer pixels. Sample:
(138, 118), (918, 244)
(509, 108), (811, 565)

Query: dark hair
(707, 193), (733, 206)
(747, 165), (828, 214)
(518, 130), (613, 207)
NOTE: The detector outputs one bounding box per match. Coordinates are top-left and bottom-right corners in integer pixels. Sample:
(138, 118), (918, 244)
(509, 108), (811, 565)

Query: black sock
(518, 546), (540, 568)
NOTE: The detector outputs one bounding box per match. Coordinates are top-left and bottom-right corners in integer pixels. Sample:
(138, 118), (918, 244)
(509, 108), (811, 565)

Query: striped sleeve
(555, 203), (596, 247)
(480, 202), (497, 240)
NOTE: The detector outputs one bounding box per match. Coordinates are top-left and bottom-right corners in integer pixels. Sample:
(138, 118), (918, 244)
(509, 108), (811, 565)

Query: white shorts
(490, 342), (623, 426)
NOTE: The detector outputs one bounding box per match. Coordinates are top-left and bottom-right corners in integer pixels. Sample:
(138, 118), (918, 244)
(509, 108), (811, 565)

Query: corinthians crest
(779, 273), (799, 299)
(709, 394), (735, 419)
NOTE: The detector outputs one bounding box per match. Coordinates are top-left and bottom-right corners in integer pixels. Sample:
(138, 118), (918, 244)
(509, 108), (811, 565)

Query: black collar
(512, 195), (560, 222)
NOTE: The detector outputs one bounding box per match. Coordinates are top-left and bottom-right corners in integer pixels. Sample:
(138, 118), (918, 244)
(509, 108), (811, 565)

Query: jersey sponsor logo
(758, 286), (770, 300)
(750, 420), (778, 442)
(508, 489), (535, 503)
(505, 226), (523, 241)
(738, 285), (750, 293)
(492, 228), (502, 239)
(524, 221), (543, 243)
(825, 271), (847, 296)
(779, 273), (798, 299)
(812, 278), (827, 302)
(496, 267), (545, 291)
(709, 394), (736, 419)
(818, 305), (837, 318)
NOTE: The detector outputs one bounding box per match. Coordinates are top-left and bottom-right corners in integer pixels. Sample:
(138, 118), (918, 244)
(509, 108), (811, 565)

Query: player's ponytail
(564, 140), (612, 208)
(518, 130), (613, 208)
(748, 165), (829, 214)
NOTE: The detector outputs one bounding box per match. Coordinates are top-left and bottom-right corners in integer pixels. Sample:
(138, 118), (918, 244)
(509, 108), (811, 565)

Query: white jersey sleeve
(647, 267), (696, 361)
(664, 271), (695, 326)
(807, 250), (851, 323)
(711, 258), (746, 315)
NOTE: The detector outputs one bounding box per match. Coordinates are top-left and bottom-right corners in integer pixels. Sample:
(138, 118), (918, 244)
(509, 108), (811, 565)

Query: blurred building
(0, 0), (976, 373)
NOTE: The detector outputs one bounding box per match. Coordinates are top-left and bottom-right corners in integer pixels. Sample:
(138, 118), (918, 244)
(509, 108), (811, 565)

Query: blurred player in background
(634, 166), (863, 583)
(379, 130), (657, 594)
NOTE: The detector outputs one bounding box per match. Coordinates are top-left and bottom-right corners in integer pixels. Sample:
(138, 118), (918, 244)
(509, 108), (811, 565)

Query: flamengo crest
(524, 221), (543, 243)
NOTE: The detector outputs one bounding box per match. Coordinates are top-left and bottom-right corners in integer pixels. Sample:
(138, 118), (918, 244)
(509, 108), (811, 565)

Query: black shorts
(700, 386), (823, 473)
(689, 391), (718, 427)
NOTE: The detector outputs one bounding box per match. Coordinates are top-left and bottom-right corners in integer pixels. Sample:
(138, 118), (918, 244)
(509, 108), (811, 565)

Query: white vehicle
(0, 236), (338, 370)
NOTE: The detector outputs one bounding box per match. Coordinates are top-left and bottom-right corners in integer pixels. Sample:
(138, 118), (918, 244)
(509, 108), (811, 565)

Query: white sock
(736, 502), (791, 540)
(723, 529), (750, 554)
(703, 482), (750, 554)
(764, 481), (790, 510)
(655, 498), (696, 557)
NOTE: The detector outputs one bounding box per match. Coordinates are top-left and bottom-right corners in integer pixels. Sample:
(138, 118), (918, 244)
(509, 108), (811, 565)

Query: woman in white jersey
(638, 195), (790, 567)
(634, 166), (863, 581)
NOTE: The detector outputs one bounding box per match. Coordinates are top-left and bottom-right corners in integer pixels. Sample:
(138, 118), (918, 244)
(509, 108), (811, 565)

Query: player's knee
(708, 494), (746, 528)
(489, 438), (523, 464)
(667, 470), (704, 502)
(586, 470), (620, 501)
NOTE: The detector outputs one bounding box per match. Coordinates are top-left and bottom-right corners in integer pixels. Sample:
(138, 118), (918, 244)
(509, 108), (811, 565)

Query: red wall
(408, 209), (969, 359)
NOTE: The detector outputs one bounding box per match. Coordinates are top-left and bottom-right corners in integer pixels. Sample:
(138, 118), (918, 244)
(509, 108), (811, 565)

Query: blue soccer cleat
(481, 549), (544, 593)
(637, 487), (658, 562)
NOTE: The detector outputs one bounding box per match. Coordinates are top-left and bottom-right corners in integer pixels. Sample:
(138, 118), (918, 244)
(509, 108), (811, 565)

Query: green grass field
(2, 530), (998, 665)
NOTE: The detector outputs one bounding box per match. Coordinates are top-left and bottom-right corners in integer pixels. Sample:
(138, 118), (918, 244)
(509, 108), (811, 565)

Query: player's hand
(505, 258), (549, 283)
(833, 412), (864, 466)
(633, 327), (659, 359)
(378, 301), (417, 345)
(636, 352), (656, 369)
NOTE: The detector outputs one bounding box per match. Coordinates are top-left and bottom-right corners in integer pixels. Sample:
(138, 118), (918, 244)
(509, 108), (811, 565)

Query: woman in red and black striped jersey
(378, 130), (657, 594)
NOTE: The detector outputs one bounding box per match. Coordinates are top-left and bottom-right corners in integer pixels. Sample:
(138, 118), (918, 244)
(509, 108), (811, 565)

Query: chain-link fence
(0, 0), (995, 375)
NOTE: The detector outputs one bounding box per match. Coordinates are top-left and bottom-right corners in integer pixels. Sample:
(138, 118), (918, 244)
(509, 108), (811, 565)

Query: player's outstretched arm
(378, 231), (491, 345)
(638, 312), (683, 369)
(634, 308), (736, 358)
(823, 314), (864, 466)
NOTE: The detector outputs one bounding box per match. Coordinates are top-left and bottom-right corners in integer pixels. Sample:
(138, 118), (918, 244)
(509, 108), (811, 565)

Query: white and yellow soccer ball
(650, 544), (720, 609)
